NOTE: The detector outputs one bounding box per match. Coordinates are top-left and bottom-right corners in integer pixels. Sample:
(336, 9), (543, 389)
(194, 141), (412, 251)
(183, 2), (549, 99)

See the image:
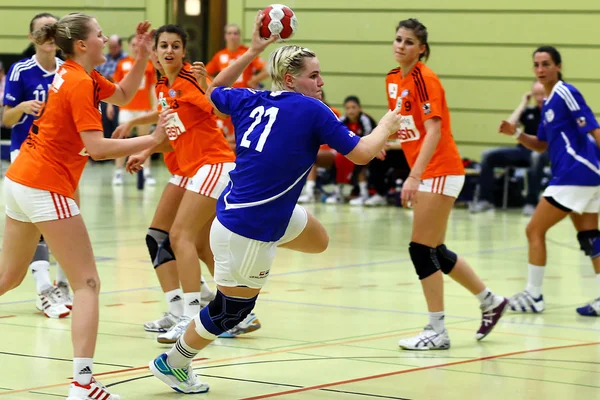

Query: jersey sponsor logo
(397, 115), (421, 143)
(165, 112), (187, 140)
(401, 89), (409, 98)
(219, 54), (229, 64)
(578, 116), (587, 128)
(423, 102), (431, 115)
(388, 83), (398, 99)
(51, 69), (67, 92)
(249, 269), (270, 279)
(545, 109), (555, 123)
(5, 93), (15, 102)
(169, 89), (177, 98)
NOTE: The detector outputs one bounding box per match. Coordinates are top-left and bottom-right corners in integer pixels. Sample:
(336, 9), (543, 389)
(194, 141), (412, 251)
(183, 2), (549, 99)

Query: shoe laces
(41, 286), (64, 304)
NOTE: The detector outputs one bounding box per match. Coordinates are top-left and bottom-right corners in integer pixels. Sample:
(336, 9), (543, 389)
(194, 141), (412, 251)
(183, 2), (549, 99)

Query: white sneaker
(509, 290), (545, 313)
(365, 194), (387, 206)
(145, 174), (157, 186)
(36, 286), (70, 319)
(112, 172), (123, 186)
(157, 315), (191, 344)
(67, 378), (120, 399)
(576, 297), (600, 316)
(469, 200), (494, 213)
(522, 204), (536, 216)
(144, 312), (179, 333)
(325, 195), (342, 204)
(298, 193), (316, 204)
(55, 281), (73, 310)
(149, 353), (209, 394)
(349, 196), (367, 206)
(398, 325), (450, 350)
(218, 312), (262, 338)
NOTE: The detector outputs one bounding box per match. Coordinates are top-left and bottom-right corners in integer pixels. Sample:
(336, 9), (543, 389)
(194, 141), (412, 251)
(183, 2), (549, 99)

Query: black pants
(368, 150), (411, 195)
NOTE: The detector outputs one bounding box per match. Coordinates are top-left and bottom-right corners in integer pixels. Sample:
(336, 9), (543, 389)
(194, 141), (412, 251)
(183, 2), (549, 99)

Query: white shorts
(187, 162), (235, 199)
(118, 110), (151, 125)
(543, 185), (600, 214)
(10, 149), (19, 163)
(418, 175), (465, 198)
(168, 174), (190, 188)
(211, 205), (308, 289)
(4, 178), (80, 223)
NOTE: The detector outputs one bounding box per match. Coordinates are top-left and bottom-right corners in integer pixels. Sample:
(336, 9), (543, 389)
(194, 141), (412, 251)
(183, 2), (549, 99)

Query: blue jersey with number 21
(210, 87), (360, 242)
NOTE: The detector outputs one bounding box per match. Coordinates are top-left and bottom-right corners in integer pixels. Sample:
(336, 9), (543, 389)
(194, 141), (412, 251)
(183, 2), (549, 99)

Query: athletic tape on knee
(146, 228), (175, 268)
(409, 242), (440, 280)
(436, 244), (458, 274)
(577, 230), (600, 258)
(195, 291), (257, 339)
(32, 238), (49, 263)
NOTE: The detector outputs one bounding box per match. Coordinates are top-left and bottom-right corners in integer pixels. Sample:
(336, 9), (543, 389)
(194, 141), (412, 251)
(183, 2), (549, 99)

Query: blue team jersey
(3, 56), (63, 152)
(211, 87), (361, 242)
(538, 81), (600, 186)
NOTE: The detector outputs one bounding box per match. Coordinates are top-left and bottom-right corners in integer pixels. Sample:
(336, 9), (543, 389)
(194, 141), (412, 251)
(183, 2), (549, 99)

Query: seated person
(470, 81), (549, 215)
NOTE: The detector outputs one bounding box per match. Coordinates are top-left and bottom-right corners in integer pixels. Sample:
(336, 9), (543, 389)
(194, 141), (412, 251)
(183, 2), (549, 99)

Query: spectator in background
(206, 24), (269, 138)
(325, 96), (377, 204)
(96, 35), (127, 138)
(470, 81), (548, 215)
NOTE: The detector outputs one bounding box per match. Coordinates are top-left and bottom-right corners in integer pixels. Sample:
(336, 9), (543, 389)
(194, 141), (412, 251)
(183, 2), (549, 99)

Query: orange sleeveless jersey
(385, 62), (464, 180)
(155, 63), (235, 177)
(7, 60), (116, 198)
(205, 46), (266, 89)
(113, 57), (156, 111)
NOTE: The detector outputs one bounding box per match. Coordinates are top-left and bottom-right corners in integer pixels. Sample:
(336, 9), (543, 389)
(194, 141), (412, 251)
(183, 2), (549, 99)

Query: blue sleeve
(210, 86), (250, 115)
(537, 121), (547, 142)
(314, 101), (360, 155)
(3, 65), (24, 107)
(563, 86), (600, 135)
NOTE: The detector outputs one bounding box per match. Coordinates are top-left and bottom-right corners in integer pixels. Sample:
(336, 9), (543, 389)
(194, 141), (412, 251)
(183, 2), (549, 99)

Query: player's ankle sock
(166, 288), (184, 317)
(167, 336), (199, 368)
(428, 311), (445, 333)
(73, 358), (93, 386)
(359, 181), (368, 198)
(305, 180), (316, 195)
(183, 292), (202, 318)
(526, 264), (545, 298)
(31, 261), (52, 293)
(55, 264), (68, 285)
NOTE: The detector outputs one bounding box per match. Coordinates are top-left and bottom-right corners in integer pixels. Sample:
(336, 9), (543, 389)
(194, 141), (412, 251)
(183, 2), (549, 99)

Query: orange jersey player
(385, 18), (508, 352)
(2, 14), (163, 400)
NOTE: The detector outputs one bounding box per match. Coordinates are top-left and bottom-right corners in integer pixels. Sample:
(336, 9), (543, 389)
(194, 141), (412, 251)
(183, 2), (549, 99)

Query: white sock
(526, 264), (545, 298)
(73, 357), (93, 386)
(305, 180), (316, 195)
(200, 277), (215, 300)
(475, 288), (493, 307)
(30, 261), (52, 293)
(167, 335), (199, 368)
(144, 167), (152, 177)
(183, 292), (202, 319)
(165, 288), (183, 317)
(359, 181), (368, 197)
(115, 168), (123, 175)
(55, 264), (68, 284)
(428, 311), (445, 333)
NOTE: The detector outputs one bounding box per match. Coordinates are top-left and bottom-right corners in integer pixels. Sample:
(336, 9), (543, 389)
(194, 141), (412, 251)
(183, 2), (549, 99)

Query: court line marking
(240, 341), (600, 399)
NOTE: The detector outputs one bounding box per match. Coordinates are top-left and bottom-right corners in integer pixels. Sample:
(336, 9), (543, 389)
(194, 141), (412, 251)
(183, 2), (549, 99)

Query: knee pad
(436, 244), (457, 274)
(32, 237), (49, 263)
(146, 228), (176, 268)
(577, 230), (600, 258)
(409, 242), (440, 280)
(194, 291), (257, 340)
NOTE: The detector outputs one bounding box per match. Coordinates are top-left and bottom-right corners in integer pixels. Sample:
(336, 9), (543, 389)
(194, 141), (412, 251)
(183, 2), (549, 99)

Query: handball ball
(260, 4), (298, 41)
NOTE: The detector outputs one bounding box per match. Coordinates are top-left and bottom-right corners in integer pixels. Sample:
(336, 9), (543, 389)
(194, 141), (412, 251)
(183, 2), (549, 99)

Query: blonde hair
(33, 12), (93, 57)
(268, 45), (316, 91)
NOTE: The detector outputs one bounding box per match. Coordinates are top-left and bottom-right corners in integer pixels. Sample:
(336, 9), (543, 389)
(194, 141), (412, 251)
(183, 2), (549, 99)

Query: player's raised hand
(135, 21), (154, 59)
(498, 120), (517, 136)
(250, 11), (279, 53)
(192, 62), (209, 91)
(380, 104), (404, 135)
(112, 122), (133, 139)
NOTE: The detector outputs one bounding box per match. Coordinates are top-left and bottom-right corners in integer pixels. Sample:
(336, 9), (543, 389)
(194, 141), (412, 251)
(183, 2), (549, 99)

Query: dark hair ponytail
(533, 45), (563, 81)
(396, 18), (430, 61)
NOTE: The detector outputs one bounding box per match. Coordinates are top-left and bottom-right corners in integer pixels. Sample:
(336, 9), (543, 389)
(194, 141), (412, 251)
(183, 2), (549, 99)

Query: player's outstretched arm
(346, 105), (403, 165)
(498, 120), (548, 152)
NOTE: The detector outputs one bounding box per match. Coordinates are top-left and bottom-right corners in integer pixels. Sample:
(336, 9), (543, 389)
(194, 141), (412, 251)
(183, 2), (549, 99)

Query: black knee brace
(409, 242), (440, 280)
(146, 228), (176, 268)
(577, 230), (600, 258)
(436, 244), (458, 274)
(197, 291), (257, 337)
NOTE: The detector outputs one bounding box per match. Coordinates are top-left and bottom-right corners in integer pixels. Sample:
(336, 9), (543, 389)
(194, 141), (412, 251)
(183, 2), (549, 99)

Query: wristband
(514, 128), (523, 139)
